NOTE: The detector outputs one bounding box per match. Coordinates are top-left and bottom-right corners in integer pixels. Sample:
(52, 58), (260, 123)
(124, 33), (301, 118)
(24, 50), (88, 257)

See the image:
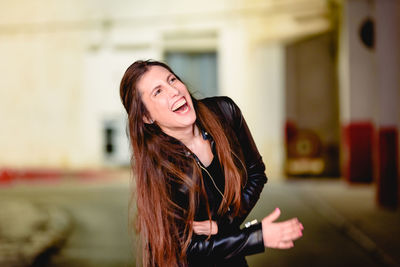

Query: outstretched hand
(261, 208), (303, 249)
(193, 220), (218, 236)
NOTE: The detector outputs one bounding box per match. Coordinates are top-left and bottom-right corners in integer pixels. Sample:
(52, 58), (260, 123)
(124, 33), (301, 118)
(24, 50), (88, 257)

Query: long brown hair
(120, 60), (243, 267)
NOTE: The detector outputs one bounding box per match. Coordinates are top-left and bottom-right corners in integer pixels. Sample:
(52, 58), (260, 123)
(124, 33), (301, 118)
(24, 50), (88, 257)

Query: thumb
(264, 207), (281, 223)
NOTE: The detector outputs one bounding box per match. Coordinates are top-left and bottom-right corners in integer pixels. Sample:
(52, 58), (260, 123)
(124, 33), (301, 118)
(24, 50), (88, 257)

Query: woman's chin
(176, 111), (196, 126)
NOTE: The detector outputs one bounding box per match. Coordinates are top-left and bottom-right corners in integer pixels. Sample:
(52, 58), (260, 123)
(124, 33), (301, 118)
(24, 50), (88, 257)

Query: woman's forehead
(138, 66), (171, 93)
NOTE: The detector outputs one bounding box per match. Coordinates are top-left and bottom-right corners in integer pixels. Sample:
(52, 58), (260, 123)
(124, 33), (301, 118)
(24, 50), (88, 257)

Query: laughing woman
(120, 60), (303, 267)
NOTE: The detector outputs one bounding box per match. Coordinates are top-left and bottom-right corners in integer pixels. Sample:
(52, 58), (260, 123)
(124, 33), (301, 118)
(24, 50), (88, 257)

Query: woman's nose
(166, 84), (179, 96)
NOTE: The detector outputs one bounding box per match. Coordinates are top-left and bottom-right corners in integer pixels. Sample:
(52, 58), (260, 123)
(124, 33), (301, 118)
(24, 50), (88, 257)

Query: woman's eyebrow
(150, 73), (173, 94)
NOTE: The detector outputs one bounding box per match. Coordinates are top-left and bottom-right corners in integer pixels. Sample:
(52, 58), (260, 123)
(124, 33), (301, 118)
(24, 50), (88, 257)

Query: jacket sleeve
(220, 97), (268, 227)
(184, 97), (268, 261)
(172, 183), (265, 262)
(187, 223), (264, 261)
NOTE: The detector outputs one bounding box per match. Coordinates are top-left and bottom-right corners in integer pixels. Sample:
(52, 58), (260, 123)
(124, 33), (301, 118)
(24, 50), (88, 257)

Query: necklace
(197, 161), (230, 212)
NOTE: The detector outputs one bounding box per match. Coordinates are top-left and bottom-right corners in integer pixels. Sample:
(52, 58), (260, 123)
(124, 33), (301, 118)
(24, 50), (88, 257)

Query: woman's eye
(169, 77), (177, 84)
(154, 88), (161, 96)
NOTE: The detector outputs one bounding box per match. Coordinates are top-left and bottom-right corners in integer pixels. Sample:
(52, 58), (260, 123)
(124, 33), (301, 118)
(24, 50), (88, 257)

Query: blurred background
(0, 0), (399, 266)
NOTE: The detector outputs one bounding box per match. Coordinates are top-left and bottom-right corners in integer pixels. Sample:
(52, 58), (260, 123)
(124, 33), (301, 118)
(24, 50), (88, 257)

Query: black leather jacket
(174, 96), (268, 266)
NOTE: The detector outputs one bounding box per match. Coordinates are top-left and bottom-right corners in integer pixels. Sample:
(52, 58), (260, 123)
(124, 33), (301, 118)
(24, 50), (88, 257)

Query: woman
(120, 60), (303, 267)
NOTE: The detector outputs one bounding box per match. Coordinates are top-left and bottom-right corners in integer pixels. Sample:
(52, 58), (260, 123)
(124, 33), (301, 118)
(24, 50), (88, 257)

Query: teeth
(172, 98), (187, 111)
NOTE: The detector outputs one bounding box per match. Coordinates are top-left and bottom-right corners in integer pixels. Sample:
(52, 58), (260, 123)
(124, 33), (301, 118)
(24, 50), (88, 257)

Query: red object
(0, 167), (113, 186)
(285, 120), (297, 145)
(376, 127), (398, 208)
(343, 122), (374, 183)
(0, 169), (14, 184)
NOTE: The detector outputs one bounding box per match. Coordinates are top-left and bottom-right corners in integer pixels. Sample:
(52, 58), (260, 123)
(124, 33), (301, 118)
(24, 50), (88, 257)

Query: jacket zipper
(197, 162), (230, 212)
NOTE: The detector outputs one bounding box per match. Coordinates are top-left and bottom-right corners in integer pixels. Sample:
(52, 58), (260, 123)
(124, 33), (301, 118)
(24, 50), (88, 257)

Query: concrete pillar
(339, 0), (376, 183)
(375, 0), (400, 208)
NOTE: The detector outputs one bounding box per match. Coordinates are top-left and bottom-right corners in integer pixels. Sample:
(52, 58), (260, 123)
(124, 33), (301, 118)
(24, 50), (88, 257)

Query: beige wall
(339, 0), (376, 123)
(0, 30), (87, 167)
(0, 0), (331, 177)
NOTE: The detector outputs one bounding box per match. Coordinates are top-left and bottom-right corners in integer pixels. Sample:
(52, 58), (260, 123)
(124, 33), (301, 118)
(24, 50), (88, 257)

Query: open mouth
(172, 98), (189, 113)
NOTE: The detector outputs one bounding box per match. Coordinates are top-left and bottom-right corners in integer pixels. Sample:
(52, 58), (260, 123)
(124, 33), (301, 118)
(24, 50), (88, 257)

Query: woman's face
(137, 65), (196, 134)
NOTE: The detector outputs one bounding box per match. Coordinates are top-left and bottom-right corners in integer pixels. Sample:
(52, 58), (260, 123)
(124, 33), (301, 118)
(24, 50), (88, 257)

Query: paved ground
(0, 171), (399, 267)
(0, 175), (133, 267)
(247, 179), (400, 267)
(0, 200), (71, 267)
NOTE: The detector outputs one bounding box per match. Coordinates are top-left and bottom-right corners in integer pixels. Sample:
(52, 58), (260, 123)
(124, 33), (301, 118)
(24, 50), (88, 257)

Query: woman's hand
(261, 208), (303, 249)
(193, 220), (218, 235)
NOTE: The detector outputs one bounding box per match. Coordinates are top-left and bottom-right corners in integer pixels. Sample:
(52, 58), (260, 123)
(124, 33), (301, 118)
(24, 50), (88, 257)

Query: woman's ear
(143, 115), (154, 124)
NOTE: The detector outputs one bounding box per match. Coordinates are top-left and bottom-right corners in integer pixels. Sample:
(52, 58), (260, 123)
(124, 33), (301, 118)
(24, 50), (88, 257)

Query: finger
(277, 241), (294, 249)
(264, 207), (281, 223)
(193, 220), (216, 226)
(280, 222), (303, 235)
(280, 221), (303, 236)
(193, 224), (207, 231)
(193, 222), (210, 230)
(278, 218), (300, 228)
(279, 221), (303, 235)
(193, 220), (207, 225)
(193, 225), (206, 232)
(281, 229), (303, 242)
(193, 229), (202, 234)
(211, 222), (218, 235)
(193, 221), (218, 235)
(193, 228), (208, 235)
